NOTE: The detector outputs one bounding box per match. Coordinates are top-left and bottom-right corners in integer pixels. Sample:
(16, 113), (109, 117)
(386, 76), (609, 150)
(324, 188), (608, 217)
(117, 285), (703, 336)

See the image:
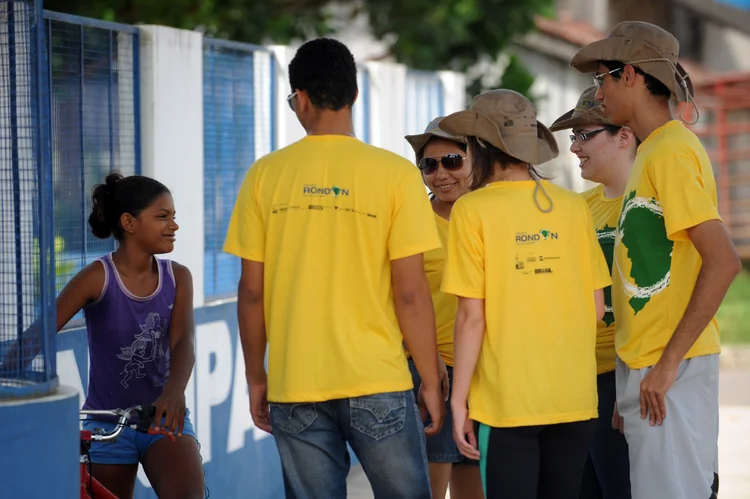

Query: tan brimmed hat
(439, 89), (559, 166)
(570, 21), (694, 103)
(404, 116), (466, 157)
(549, 86), (613, 132)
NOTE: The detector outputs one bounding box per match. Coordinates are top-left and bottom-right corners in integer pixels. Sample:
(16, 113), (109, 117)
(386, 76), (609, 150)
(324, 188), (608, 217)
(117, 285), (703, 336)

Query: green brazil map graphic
(616, 191), (674, 314)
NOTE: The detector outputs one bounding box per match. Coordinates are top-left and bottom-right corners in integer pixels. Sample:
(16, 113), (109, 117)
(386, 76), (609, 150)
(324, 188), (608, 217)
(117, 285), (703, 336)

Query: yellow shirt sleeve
(646, 152), (721, 241)
(583, 201), (612, 290)
(441, 199), (485, 299)
(223, 164), (265, 262)
(388, 169), (441, 260)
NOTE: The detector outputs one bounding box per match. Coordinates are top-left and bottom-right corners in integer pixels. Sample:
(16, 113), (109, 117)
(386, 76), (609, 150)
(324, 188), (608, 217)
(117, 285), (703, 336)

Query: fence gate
(0, 0), (56, 399)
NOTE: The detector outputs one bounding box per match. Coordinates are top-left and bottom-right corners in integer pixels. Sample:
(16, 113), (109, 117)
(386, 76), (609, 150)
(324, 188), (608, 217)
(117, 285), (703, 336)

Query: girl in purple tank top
(55, 172), (204, 498)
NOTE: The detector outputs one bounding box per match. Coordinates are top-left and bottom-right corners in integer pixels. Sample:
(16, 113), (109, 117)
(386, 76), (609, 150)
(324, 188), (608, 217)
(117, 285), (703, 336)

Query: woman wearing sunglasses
(404, 118), (484, 499)
(549, 86), (637, 499)
(438, 89), (611, 499)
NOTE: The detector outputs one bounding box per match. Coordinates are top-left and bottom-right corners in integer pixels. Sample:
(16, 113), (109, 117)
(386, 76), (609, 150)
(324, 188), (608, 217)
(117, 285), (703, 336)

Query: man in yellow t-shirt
(550, 86), (638, 499)
(223, 38), (444, 499)
(571, 21), (742, 499)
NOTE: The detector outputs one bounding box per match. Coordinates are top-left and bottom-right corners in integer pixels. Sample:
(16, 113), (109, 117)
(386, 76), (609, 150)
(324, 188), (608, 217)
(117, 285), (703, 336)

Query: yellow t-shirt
(612, 120), (722, 369)
(441, 180), (611, 428)
(424, 212), (457, 366)
(581, 185), (621, 374)
(224, 135), (441, 403)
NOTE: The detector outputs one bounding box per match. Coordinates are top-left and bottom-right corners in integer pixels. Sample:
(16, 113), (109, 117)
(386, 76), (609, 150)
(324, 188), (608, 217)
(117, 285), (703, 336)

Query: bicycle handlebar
(79, 405), (146, 442)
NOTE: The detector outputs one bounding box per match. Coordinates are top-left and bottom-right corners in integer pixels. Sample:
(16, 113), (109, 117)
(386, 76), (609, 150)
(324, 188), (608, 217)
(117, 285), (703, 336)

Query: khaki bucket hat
(570, 21), (694, 103)
(404, 116), (466, 157)
(439, 89), (559, 166)
(549, 86), (613, 132)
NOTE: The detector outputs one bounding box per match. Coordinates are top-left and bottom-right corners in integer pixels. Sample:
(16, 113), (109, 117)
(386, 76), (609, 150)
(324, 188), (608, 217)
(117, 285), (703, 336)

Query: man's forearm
(238, 289), (267, 384)
(662, 260), (738, 365)
(396, 293), (440, 389)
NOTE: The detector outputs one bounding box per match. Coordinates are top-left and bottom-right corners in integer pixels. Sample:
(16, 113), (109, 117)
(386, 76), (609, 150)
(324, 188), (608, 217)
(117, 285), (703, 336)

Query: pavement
(347, 360), (750, 499)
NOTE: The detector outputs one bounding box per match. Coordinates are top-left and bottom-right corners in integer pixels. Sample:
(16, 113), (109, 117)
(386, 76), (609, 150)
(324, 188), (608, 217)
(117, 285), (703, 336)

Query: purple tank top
(82, 253), (175, 413)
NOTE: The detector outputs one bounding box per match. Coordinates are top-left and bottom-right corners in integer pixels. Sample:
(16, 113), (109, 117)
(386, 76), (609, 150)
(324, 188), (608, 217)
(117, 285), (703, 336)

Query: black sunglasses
(418, 153), (466, 174)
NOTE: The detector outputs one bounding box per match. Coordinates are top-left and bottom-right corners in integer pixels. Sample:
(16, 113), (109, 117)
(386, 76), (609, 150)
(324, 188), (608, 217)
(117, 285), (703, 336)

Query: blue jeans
(270, 390), (431, 499)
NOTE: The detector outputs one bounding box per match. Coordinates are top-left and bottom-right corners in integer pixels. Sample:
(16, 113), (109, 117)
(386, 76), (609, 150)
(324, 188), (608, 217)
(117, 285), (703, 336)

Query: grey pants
(615, 355), (719, 499)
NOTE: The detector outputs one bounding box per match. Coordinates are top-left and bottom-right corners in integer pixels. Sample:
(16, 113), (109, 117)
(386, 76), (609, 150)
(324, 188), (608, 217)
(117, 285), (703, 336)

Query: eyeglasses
(286, 91), (297, 111)
(593, 66), (623, 89)
(569, 128), (607, 145)
(418, 153), (467, 175)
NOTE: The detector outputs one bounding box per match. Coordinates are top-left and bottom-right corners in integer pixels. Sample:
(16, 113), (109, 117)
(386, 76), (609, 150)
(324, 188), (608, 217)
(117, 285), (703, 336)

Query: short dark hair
(416, 137), (467, 164)
(467, 137), (546, 190)
(289, 38), (358, 111)
(89, 171), (171, 240)
(600, 60), (671, 100)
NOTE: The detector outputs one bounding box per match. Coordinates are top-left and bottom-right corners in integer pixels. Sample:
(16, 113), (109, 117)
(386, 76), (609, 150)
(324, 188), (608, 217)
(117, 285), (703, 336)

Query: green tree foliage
(45, 0), (553, 98)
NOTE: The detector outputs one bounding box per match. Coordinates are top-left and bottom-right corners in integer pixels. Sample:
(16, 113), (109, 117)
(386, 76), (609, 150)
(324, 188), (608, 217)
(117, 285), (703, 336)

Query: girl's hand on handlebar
(151, 388), (186, 436)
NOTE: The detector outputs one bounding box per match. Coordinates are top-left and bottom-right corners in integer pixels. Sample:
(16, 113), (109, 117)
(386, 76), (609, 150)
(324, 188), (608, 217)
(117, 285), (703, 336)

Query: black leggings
(481, 419), (597, 499)
(579, 372), (632, 499)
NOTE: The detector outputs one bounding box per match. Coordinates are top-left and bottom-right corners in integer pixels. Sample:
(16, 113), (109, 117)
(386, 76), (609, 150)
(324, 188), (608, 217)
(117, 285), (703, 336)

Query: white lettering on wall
(195, 320), (232, 464)
(227, 340), (270, 454)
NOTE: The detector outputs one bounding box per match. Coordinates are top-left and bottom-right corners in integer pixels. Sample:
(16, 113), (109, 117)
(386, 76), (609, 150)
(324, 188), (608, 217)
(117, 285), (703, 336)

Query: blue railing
(203, 37), (276, 300)
(0, 0), (57, 399)
(43, 11), (140, 312)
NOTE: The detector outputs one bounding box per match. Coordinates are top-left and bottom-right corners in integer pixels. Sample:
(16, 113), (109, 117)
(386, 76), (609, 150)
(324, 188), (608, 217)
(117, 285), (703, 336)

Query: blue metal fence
(44, 11), (140, 317)
(0, 0), (57, 398)
(203, 38), (276, 300)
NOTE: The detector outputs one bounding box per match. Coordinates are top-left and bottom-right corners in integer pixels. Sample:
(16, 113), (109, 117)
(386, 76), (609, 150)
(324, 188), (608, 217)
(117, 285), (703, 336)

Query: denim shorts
(82, 409), (197, 465)
(408, 358), (480, 465)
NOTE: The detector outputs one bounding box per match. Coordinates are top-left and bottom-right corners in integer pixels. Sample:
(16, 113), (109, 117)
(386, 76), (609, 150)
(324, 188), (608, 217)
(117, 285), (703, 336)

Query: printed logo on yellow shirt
(615, 190), (674, 315)
(303, 184), (350, 197)
(516, 229), (559, 244)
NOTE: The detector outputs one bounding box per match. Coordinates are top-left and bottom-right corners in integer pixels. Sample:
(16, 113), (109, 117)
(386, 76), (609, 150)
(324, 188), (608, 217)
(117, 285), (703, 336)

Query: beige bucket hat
(404, 116), (466, 157)
(439, 89), (559, 166)
(570, 21), (694, 103)
(549, 86), (613, 132)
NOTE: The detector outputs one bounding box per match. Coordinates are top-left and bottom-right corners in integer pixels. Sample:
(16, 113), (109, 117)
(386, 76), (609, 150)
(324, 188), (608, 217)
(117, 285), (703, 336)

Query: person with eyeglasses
(402, 118), (484, 499)
(224, 38), (445, 499)
(570, 21), (742, 499)
(437, 89), (611, 499)
(549, 86), (638, 499)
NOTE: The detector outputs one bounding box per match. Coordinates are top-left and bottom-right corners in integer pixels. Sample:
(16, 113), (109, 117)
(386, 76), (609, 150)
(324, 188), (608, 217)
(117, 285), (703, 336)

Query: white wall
(268, 45), (306, 149)
(703, 23), (750, 72)
(138, 26), (205, 307)
(516, 45), (594, 193)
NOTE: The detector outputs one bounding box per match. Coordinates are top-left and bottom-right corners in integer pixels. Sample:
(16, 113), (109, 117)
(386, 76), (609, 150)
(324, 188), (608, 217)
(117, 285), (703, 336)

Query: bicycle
(79, 405), (174, 499)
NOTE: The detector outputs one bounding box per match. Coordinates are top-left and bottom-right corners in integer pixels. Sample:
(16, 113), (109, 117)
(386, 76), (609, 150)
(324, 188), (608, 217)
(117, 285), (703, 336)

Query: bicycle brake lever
(134, 404), (157, 433)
